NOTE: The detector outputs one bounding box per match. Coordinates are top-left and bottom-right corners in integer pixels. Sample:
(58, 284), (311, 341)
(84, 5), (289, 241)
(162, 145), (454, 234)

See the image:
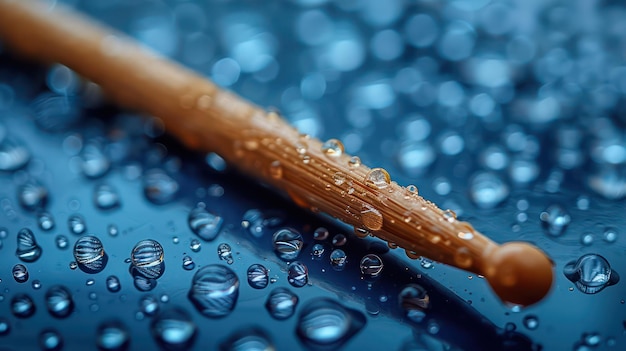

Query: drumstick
(0, 0), (554, 306)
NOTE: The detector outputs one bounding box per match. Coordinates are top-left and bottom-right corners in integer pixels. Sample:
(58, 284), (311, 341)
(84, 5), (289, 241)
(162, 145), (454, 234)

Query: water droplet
(94, 184), (121, 210)
(360, 254), (383, 277)
(272, 228), (304, 261)
(580, 233), (594, 246)
(0, 227), (7, 238)
(188, 205), (224, 242)
(12, 264), (29, 283)
(420, 258), (433, 269)
(241, 209), (285, 238)
(330, 249), (347, 269)
(540, 204), (571, 236)
(454, 248), (473, 268)
(182, 255), (195, 271)
(522, 315), (539, 330)
(189, 239), (201, 252)
(73, 235), (107, 273)
(564, 254), (619, 294)
(0, 137), (30, 171)
(133, 275), (157, 292)
(0, 318), (10, 336)
(603, 227), (618, 243)
(333, 172), (346, 186)
(311, 244), (325, 258)
(361, 204), (383, 231)
(140, 295), (160, 316)
(45, 285), (74, 318)
(313, 227), (329, 240)
(151, 308), (197, 350)
(247, 264), (269, 289)
(348, 156), (361, 168)
(68, 214), (87, 235)
(96, 320), (130, 351)
(458, 232), (474, 240)
(82, 141), (110, 178)
(108, 224), (118, 237)
(332, 234), (347, 246)
(218, 243), (234, 264)
(269, 161), (283, 179)
(265, 287), (298, 320)
(469, 172), (509, 209)
(16, 228), (42, 263)
(288, 262), (309, 288)
(38, 212), (55, 231)
(11, 293), (36, 318)
(69, 261), (78, 270)
(172, 236), (180, 244)
(322, 139), (344, 157)
(296, 299), (365, 348)
(55, 235), (69, 250)
(399, 284), (430, 322)
(32, 280), (41, 290)
(131, 239), (165, 279)
(106, 275), (121, 293)
(143, 169), (179, 204)
(365, 168), (391, 189)
(220, 328), (274, 351)
(188, 264), (239, 318)
(18, 181), (48, 211)
(39, 329), (63, 351)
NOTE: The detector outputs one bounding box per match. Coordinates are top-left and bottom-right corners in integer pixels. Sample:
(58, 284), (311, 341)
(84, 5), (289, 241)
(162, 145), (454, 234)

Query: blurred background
(0, 0), (625, 350)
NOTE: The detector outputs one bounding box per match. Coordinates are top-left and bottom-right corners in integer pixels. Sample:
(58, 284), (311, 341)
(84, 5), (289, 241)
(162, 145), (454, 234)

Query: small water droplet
(96, 320), (130, 351)
(361, 204), (383, 231)
(332, 234), (347, 246)
(313, 227), (329, 240)
(399, 284), (430, 322)
(73, 235), (107, 273)
(81, 140), (110, 178)
(32, 280), (41, 290)
(94, 184), (121, 210)
(172, 236), (180, 244)
(106, 275), (121, 293)
(580, 233), (594, 246)
(540, 204), (571, 236)
(11, 293), (36, 318)
(330, 249), (347, 269)
(0, 137), (30, 171)
(563, 254), (619, 294)
(140, 295), (160, 316)
(151, 308), (197, 350)
(188, 204), (223, 242)
(458, 232), (474, 240)
(0, 318), (10, 336)
(38, 212), (55, 231)
(288, 262), (309, 288)
(143, 169), (179, 204)
(333, 172), (346, 186)
(322, 139), (344, 157)
(189, 239), (201, 252)
(247, 264), (269, 289)
(218, 243), (234, 264)
(188, 264), (239, 318)
(522, 315), (539, 330)
(365, 168), (391, 189)
(68, 214), (87, 235)
(265, 287), (298, 320)
(39, 329), (63, 351)
(108, 224), (119, 237)
(131, 239), (165, 279)
(296, 299), (365, 348)
(354, 227), (370, 239)
(45, 285), (74, 318)
(420, 258), (433, 269)
(269, 161), (283, 179)
(311, 244), (325, 258)
(302, 155), (311, 164)
(603, 227), (618, 243)
(469, 172), (509, 209)
(182, 255), (195, 271)
(359, 254), (383, 277)
(16, 228), (42, 262)
(348, 156), (361, 168)
(55, 235), (69, 250)
(69, 261), (78, 270)
(18, 181), (48, 211)
(272, 228), (304, 261)
(12, 264), (29, 283)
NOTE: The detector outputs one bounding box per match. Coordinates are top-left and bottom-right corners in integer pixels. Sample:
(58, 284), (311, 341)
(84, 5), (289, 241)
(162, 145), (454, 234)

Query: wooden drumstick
(0, 0), (554, 306)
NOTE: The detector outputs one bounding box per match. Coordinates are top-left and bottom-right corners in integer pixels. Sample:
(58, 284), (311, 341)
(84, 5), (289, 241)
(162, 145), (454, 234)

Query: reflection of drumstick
(0, 0), (553, 306)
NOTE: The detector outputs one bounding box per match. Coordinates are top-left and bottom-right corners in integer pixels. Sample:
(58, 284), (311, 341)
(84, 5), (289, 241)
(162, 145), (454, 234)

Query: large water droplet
(265, 287), (298, 320)
(563, 254), (620, 294)
(81, 140), (110, 178)
(11, 293), (36, 318)
(359, 254), (384, 277)
(96, 320), (130, 351)
(131, 239), (165, 279)
(321, 139), (344, 157)
(150, 308), (197, 350)
(272, 228), (304, 261)
(0, 137), (30, 171)
(74, 235), (107, 273)
(39, 329), (63, 351)
(399, 284), (430, 322)
(45, 285), (74, 318)
(94, 184), (121, 210)
(143, 169), (179, 204)
(288, 262), (309, 288)
(18, 181), (48, 211)
(220, 328), (274, 351)
(68, 214), (87, 235)
(365, 168), (391, 189)
(16, 228), (42, 263)
(188, 204), (223, 241)
(296, 299), (366, 348)
(247, 264), (269, 289)
(188, 264), (239, 318)
(12, 263), (29, 283)
(539, 204), (571, 236)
